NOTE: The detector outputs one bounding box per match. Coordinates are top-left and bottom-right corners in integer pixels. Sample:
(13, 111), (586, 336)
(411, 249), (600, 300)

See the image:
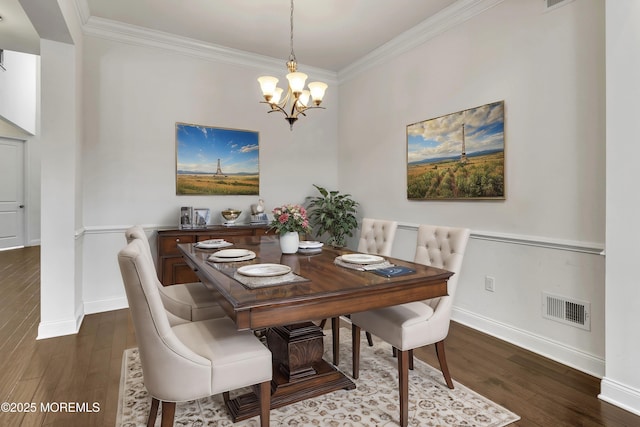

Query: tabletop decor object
(221, 208), (242, 225)
(307, 184), (359, 247)
(269, 203), (311, 254)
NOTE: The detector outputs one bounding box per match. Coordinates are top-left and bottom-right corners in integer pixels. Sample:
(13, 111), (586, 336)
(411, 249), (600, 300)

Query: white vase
(279, 232), (299, 254)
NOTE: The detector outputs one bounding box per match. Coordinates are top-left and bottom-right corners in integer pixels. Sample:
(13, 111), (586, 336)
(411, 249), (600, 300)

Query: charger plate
(237, 263), (291, 277)
(340, 254), (385, 265)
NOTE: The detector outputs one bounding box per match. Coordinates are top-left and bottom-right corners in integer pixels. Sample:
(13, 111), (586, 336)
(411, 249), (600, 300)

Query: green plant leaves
(307, 185), (359, 247)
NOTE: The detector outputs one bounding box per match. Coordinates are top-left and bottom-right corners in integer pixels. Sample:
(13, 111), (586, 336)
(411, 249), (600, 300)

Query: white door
(0, 138), (25, 250)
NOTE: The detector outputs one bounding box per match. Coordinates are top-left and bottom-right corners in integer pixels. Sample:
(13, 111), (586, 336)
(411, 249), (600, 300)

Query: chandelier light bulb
(257, 76), (279, 101)
(308, 82), (328, 105)
(298, 90), (310, 108)
(271, 87), (284, 105)
(286, 72), (307, 95)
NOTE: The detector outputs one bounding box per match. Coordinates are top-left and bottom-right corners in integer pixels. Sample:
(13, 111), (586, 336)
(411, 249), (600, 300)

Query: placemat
(232, 271), (310, 288)
(211, 261), (310, 289)
(334, 256), (394, 271)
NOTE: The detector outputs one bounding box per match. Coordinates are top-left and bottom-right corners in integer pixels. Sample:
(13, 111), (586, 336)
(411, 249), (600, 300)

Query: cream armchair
(118, 239), (272, 427)
(327, 218), (398, 365)
(125, 225), (226, 325)
(350, 224), (470, 427)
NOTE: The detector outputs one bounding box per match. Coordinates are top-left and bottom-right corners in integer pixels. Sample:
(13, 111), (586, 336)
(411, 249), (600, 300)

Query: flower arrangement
(269, 204), (311, 235)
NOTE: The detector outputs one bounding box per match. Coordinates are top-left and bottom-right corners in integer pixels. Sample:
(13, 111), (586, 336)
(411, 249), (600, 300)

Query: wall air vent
(542, 292), (590, 331)
(544, 0), (575, 13)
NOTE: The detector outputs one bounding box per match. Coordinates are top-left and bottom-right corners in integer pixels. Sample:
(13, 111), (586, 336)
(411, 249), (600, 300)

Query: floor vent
(544, 0), (575, 12)
(542, 292), (590, 330)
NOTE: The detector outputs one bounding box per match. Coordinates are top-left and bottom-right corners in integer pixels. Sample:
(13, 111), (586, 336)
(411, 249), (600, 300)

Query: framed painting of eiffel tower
(406, 100), (505, 200)
(175, 122), (259, 195)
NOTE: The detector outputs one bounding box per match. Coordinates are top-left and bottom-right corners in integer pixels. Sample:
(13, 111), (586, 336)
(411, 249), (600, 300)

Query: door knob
(19, 205), (24, 208)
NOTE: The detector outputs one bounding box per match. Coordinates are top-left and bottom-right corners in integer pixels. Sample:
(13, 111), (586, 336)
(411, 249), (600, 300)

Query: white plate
(213, 249), (252, 258)
(196, 239), (231, 249)
(237, 263), (292, 277)
(208, 252), (256, 263)
(299, 241), (324, 249)
(341, 254), (385, 265)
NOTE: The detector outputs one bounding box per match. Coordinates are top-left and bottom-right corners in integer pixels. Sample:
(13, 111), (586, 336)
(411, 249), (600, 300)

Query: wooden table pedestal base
(225, 322), (356, 421)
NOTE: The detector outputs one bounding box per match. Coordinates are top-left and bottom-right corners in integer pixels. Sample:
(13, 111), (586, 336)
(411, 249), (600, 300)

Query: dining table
(178, 235), (453, 421)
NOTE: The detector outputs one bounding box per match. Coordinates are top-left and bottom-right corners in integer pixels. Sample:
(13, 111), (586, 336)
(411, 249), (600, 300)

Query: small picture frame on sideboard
(193, 208), (211, 228)
(180, 206), (193, 229)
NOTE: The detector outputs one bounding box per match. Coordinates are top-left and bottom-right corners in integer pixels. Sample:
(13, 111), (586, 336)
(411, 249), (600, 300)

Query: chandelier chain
(289, 0), (296, 63)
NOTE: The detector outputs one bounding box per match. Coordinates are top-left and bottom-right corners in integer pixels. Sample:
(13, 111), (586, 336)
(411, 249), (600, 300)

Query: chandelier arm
(260, 102), (288, 117)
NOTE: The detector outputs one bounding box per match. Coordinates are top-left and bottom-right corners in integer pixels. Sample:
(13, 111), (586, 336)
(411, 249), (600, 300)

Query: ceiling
(0, 0), (459, 72)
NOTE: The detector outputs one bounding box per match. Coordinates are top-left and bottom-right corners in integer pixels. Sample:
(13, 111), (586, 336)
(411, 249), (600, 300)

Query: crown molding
(80, 14), (338, 84)
(75, 0), (504, 85)
(337, 0), (506, 83)
(74, 0), (91, 25)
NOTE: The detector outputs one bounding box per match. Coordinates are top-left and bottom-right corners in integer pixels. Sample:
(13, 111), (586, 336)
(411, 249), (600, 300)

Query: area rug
(117, 335), (519, 426)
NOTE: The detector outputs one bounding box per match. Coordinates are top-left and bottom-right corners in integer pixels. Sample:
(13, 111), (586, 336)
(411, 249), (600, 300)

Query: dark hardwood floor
(0, 246), (638, 426)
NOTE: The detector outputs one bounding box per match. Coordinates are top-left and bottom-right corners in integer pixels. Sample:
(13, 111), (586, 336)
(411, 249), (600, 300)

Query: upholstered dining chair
(326, 218), (398, 365)
(118, 239), (272, 427)
(350, 224), (470, 427)
(125, 225), (226, 325)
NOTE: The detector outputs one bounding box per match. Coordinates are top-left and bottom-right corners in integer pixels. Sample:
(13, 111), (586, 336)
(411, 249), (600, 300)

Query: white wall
(79, 35), (340, 313)
(339, 0), (606, 376)
(37, 0), (85, 339)
(38, 38), (83, 339)
(0, 50), (37, 135)
(601, 0), (640, 416)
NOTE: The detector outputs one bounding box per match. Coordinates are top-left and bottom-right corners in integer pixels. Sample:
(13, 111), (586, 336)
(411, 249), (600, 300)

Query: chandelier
(257, 0), (328, 130)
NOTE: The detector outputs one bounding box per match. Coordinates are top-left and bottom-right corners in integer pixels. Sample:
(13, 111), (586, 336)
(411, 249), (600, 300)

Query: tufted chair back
(357, 218), (398, 256)
(125, 225), (155, 267)
(118, 239), (213, 401)
(414, 224), (470, 317)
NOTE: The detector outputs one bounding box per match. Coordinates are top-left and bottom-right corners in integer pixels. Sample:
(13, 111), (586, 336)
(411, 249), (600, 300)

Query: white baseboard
(84, 296), (129, 315)
(599, 377), (640, 417)
(37, 311), (84, 340)
(37, 298), (128, 339)
(452, 307), (605, 378)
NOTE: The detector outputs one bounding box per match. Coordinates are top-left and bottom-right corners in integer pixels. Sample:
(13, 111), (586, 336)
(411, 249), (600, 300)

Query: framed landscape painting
(176, 123), (259, 195)
(407, 100), (505, 200)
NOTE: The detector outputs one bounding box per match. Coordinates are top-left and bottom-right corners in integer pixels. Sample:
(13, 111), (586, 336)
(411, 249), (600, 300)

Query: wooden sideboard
(157, 225), (271, 285)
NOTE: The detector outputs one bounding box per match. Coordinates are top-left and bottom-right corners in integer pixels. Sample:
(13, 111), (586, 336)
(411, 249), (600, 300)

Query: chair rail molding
(398, 223), (604, 255)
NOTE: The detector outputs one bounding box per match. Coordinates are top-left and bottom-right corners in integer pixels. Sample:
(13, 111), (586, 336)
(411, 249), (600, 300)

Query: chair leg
(409, 349), (414, 370)
(259, 380), (271, 427)
(318, 318), (327, 329)
(397, 349), (409, 427)
(365, 331), (374, 346)
(435, 340), (454, 389)
(352, 324), (361, 379)
(160, 401), (176, 427)
(147, 397), (159, 427)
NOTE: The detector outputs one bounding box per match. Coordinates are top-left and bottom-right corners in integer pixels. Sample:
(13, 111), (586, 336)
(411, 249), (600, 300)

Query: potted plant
(269, 203), (311, 254)
(307, 184), (359, 247)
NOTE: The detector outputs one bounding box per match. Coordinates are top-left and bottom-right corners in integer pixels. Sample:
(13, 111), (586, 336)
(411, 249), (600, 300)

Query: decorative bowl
(221, 209), (242, 223)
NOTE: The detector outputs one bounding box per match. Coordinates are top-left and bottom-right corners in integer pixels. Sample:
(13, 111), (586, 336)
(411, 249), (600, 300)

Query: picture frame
(179, 206), (193, 229)
(193, 208), (211, 228)
(176, 123), (259, 195)
(406, 100), (505, 200)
